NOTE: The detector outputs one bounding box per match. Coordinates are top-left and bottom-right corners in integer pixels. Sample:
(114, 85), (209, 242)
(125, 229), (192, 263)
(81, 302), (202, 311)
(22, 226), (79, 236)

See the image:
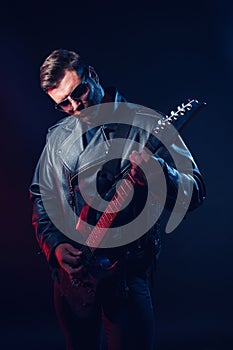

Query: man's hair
(40, 49), (86, 92)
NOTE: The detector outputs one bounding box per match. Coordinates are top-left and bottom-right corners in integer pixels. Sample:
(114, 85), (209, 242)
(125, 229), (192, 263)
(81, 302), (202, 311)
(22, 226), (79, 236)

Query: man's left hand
(129, 150), (150, 186)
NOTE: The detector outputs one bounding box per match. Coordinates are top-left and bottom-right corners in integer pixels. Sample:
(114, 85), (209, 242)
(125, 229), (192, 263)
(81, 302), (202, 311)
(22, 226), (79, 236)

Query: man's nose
(67, 96), (84, 112)
(68, 96), (79, 109)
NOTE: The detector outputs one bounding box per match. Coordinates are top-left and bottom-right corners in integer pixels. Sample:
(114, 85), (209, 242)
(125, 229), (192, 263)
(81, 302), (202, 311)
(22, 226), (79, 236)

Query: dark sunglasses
(55, 81), (88, 112)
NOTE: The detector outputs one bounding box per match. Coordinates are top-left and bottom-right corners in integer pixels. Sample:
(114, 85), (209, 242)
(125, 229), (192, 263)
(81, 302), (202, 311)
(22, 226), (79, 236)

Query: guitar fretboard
(85, 172), (136, 250)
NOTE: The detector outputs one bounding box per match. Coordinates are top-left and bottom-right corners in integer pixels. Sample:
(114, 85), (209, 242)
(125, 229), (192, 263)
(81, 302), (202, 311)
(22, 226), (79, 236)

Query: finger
(69, 265), (85, 277)
(130, 168), (139, 178)
(129, 154), (138, 168)
(140, 149), (150, 162)
(129, 151), (143, 166)
(131, 166), (146, 185)
(62, 262), (84, 275)
(66, 246), (82, 257)
(62, 255), (82, 267)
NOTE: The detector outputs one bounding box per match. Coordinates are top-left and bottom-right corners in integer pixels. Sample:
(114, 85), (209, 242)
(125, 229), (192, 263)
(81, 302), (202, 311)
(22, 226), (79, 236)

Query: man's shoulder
(45, 116), (79, 150)
(47, 116), (76, 135)
(124, 103), (165, 132)
(134, 105), (164, 120)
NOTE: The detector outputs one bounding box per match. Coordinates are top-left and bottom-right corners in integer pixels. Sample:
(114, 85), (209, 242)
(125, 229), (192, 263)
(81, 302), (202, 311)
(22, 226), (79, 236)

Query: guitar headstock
(153, 99), (206, 135)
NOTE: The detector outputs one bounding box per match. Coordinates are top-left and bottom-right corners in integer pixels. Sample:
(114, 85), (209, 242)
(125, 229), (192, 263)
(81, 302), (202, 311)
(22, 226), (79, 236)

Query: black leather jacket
(30, 89), (205, 270)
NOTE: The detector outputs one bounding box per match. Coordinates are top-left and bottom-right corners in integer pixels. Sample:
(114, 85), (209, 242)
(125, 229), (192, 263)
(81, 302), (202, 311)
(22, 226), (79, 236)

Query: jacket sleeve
(149, 134), (206, 212)
(29, 140), (72, 267)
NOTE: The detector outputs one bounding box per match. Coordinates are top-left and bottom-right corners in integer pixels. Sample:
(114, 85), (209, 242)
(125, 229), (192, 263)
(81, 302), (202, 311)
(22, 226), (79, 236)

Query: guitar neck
(85, 173), (136, 250)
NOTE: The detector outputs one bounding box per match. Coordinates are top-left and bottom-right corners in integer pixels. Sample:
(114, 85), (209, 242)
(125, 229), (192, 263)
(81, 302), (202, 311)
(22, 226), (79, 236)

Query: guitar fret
(120, 184), (128, 196)
(109, 194), (121, 211)
(109, 198), (118, 212)
(127, 173), (136, 186)
(123, 181), (133, 191)
(99, 209), (117, 227)
(106, 196), (119, 213)
(119, 184), (129, 197)
(116, 189), (125, 202)
(112, 184), (128, 207)
(98, 216), (110, 228)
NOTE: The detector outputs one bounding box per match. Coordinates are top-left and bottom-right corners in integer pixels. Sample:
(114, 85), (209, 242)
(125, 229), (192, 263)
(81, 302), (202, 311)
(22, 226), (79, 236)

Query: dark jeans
(54, 271), (155, 350)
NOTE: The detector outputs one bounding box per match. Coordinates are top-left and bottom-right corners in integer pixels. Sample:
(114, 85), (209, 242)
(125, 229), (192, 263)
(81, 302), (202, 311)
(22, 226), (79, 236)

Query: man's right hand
(55, 243), (84, 281)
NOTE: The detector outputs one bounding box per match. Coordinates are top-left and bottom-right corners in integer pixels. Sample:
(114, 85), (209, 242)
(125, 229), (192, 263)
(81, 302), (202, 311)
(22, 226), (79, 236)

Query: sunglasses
(55, 81), (88, 112)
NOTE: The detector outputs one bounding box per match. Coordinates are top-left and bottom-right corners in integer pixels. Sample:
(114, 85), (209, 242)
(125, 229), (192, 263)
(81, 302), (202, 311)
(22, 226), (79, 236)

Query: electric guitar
(58, 99), (206, 318)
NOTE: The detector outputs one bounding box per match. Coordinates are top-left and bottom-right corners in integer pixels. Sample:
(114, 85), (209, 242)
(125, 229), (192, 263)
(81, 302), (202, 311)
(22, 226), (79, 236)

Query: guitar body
(58, 255), (118, 319)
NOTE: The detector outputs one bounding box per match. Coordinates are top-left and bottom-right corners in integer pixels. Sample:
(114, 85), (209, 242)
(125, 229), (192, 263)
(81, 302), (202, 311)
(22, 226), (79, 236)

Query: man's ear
(88, 65), (99, 84)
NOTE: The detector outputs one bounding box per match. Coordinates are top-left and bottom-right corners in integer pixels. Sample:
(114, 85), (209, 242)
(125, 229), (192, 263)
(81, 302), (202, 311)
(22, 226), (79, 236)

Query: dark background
(1, 0), (233, 349)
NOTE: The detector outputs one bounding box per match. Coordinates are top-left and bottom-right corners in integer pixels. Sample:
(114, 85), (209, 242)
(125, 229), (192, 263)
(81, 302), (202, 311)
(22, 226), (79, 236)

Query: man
(30, 49), (205, 350)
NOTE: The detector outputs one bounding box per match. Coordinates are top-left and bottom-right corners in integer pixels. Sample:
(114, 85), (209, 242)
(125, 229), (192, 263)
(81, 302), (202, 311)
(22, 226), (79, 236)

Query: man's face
(48, 68), (104, 124)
